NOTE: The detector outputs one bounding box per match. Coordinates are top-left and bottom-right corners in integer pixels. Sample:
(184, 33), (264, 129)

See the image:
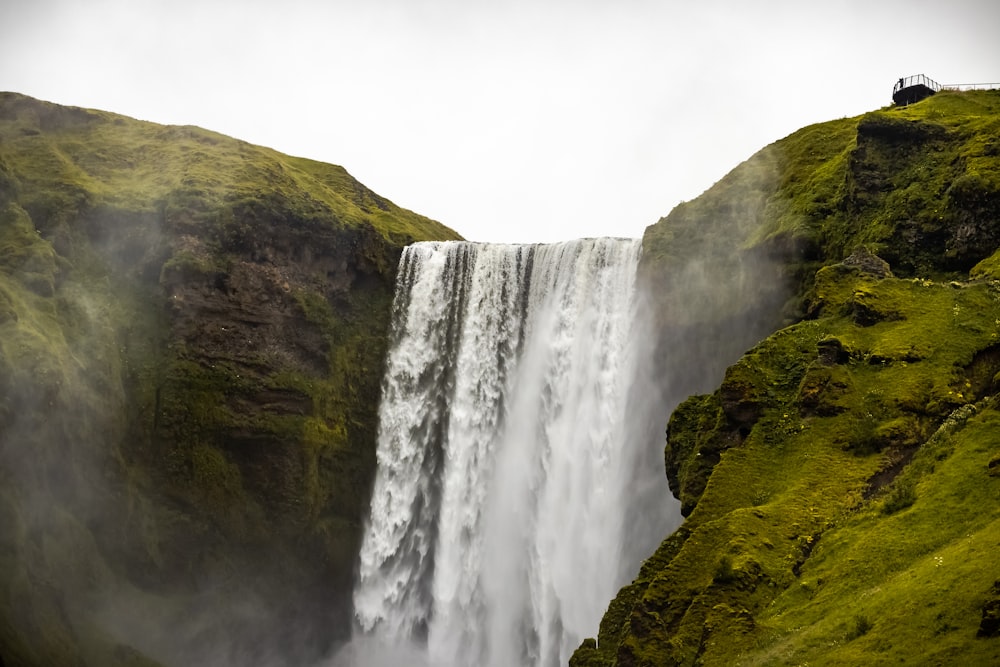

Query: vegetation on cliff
(0, 92), (459, 666)
(573, 89), (1000, 665)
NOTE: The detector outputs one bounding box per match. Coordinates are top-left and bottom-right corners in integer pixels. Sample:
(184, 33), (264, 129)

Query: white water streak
(353, 238), (671, 666)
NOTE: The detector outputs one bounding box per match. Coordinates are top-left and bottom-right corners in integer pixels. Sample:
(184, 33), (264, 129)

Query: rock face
(0, 92), (460, 666)
(573, 90), (1000, 666)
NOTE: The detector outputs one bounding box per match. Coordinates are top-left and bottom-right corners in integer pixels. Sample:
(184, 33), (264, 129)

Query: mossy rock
(970, 248), (1000, 280)
(798, 362), (853, 415)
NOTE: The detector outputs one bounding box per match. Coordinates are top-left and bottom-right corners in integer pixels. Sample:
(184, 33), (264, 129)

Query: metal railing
(941, 82), (1000, 91)
(894, 74), (1000, 95)
(893, 74), (941, 96)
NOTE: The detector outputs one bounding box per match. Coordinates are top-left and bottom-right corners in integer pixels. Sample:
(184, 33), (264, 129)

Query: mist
(0, 211), (790, 667)
(0, 178), (354, 666)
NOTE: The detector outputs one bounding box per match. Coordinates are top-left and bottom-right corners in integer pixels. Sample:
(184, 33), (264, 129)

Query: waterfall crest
(351, 238), (674, 667)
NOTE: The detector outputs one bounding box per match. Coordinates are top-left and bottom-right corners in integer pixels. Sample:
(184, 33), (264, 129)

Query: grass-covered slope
(574, 90), (1000, 665)
(0, 92), (460, 667)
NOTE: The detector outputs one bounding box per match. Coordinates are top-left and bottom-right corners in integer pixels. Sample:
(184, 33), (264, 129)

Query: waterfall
(349, 238), (675, 667)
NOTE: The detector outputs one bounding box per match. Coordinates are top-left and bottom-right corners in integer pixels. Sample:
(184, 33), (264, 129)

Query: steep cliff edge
(0, 92), (460, 666)
(574, 90), (1000, 665)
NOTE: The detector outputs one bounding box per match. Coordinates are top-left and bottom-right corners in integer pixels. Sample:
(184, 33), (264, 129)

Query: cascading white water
(351, 238), (675, 667)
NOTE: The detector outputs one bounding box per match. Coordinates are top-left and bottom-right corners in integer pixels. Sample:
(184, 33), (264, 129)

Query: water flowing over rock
(351, 238), (676, 667)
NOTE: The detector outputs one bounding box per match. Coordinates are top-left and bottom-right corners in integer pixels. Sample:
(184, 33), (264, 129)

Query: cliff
(5, 86), (1000, 667)
(573, 89), (1000, 665)
(0, 92), (460, 666)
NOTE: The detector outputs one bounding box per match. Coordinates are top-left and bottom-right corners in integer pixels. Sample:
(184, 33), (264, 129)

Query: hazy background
(1, 0), (997, 242)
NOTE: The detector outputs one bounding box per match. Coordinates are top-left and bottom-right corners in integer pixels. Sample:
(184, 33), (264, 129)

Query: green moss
(589, 261), (1000, 663)
(0, 201), (59, 296)
(845, 613), (873, 640)
(879, 477), (917, 515)
(971, 248), (1000, 280)
(0, 92), (462, 246)
(641, 91), (1000, 334)
(189, 445), (243, 496)
(745, 404), (1000, 666)
(0, 227), (167, 664)
(159, 248), (224, 281)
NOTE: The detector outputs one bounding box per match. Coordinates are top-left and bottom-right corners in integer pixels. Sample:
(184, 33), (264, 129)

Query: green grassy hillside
(574, 90), (1000, 665)
(0, 92), (459, 667)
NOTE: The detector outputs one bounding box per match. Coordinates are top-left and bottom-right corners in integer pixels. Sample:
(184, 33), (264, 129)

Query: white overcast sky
(1, 0), (998, 242)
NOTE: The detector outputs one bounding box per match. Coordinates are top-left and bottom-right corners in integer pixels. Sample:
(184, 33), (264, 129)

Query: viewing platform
(893, 74), (941, 106)
(893, 74), (1000, 106)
